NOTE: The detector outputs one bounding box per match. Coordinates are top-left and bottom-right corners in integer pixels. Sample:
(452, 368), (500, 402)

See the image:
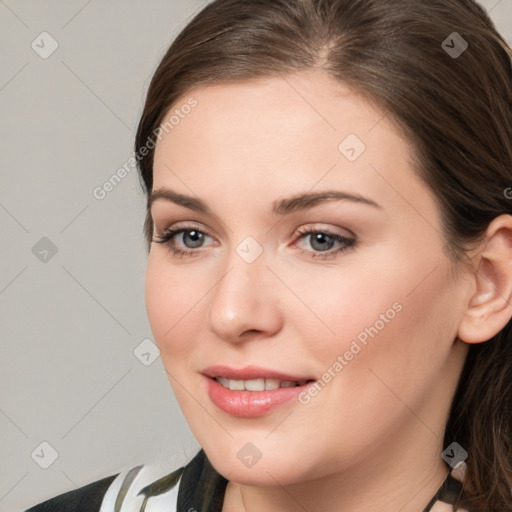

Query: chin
(212, 457), (288, 486)
(204, 443), (310, 487)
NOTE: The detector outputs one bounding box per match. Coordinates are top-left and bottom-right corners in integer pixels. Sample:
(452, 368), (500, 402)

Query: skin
(145, 70), (512, 512)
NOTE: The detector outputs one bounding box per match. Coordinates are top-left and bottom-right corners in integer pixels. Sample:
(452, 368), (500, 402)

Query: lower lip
(204, 376), (315, 418)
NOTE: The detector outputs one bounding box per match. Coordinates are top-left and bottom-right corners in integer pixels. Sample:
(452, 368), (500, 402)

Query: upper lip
(202, 365), (315, 381)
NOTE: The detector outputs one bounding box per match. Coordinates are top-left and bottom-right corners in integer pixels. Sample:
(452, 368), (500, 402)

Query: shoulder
(23, 450), (227, 512)
(23, 473), (119, 512)
(24, 459), (187, 512)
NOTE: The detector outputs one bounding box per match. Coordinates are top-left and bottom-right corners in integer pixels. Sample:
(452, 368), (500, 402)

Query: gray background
(0, 1), (510, 510)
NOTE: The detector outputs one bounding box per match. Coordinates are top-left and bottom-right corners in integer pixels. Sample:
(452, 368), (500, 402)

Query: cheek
(329, 259), (457, 414)
(280, 257), (403, 360)
(302, 244), (456, 388)
(145, 255), (201, 363)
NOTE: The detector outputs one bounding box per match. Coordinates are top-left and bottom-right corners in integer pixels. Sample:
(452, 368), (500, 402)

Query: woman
(25, 0), (512, 510)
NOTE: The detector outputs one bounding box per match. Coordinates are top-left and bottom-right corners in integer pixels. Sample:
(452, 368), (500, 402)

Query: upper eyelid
(155, 219), (207, 232)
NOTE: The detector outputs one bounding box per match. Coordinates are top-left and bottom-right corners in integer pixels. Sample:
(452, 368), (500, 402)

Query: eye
(152, 224), (356, 260)
(293, 227), (356, 260)
(152, 226), (215, 258)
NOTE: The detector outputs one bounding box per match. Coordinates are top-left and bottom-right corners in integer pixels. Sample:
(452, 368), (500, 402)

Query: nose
(206, 248), (282, 344)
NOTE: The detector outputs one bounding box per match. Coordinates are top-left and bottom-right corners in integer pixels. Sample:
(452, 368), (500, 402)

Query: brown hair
(134, 0), (512, 509)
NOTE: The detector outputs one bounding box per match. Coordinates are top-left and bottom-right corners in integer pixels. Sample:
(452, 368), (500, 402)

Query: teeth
(245, 378), (265, 391)
(216, 377), (230, 388)
(265, 378), (280, 390)
(215, 377), (308, 391)
(228, 379), (245, 391)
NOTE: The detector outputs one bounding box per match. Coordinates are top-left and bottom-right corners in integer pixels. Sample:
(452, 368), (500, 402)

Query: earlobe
(457, 214), (512, 344)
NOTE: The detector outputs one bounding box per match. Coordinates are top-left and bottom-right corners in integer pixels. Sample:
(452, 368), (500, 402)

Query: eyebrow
(148, 187), (383, 216)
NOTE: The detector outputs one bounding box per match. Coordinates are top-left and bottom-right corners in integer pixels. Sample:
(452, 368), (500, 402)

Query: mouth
(201, 365), (316, 389)
(203, 368), (318, 417)
(212, 376), (314, 391)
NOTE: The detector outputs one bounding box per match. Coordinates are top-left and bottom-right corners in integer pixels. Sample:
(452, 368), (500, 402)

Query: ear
(457, 214), (512, 344)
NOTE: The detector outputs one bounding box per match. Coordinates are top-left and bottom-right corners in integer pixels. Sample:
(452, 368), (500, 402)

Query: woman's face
(146, 71), (471, 487)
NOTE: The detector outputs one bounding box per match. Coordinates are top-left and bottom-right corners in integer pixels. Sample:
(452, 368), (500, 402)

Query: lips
(203, 373), (316, 417)
(201, 365), (317, 416)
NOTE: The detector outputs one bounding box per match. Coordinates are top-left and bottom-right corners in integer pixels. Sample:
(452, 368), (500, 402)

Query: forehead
(151, 71), (436, 225)
(154, 71), (386, 163)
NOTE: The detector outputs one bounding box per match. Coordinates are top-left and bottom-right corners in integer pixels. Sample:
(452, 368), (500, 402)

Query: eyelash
(152, 225), (356, 260)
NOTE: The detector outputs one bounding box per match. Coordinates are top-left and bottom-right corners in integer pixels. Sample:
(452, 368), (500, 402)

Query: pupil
(185, 230), (203, 248)
(312, 233), (333, 251)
